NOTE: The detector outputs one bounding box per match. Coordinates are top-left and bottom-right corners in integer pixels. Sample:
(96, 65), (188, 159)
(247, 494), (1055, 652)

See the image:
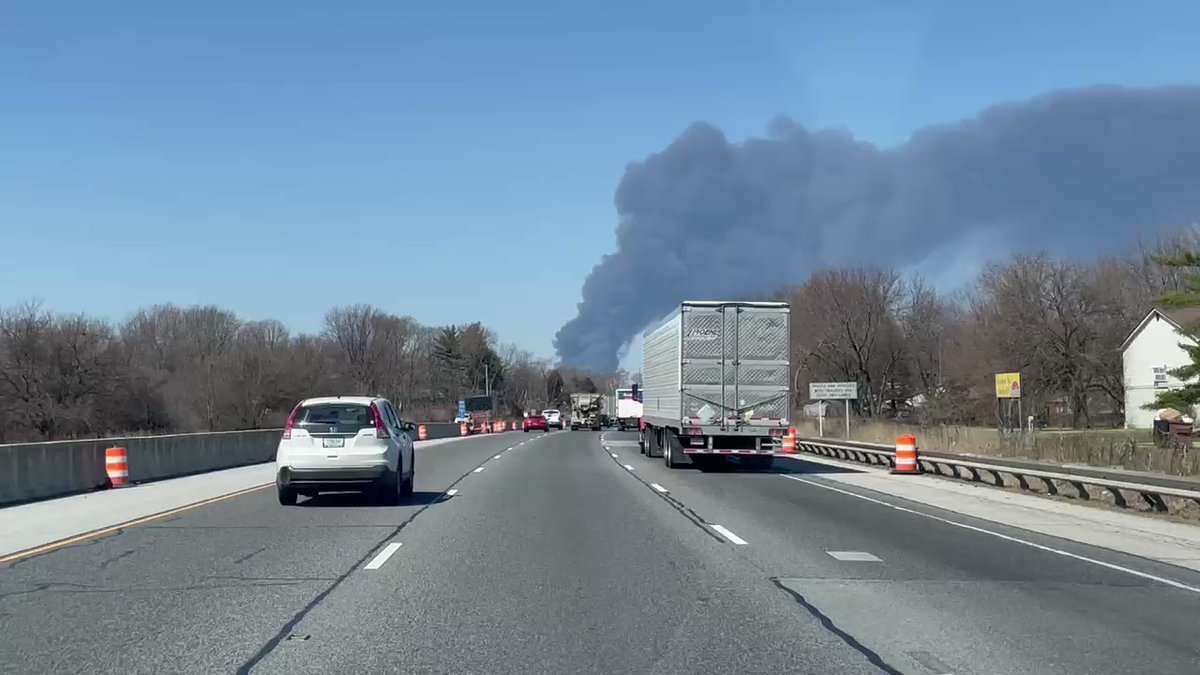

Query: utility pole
(485, 363), (490, 397)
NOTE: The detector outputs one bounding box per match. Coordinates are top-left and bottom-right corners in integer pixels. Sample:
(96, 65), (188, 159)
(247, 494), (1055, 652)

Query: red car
(523, 414), (548, 432)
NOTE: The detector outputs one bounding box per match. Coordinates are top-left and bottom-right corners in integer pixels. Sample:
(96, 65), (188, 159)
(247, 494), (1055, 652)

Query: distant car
(524, 414), (549, 432)
(542, 409), (562, 429)
(275, 396), (416, 506)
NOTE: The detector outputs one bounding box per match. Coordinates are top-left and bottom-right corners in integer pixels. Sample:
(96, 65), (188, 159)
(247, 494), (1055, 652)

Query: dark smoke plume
(555, 86), (1200, 371)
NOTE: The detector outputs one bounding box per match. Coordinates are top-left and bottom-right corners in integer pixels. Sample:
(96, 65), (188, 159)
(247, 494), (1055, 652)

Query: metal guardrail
(793, 437), (1200, 512)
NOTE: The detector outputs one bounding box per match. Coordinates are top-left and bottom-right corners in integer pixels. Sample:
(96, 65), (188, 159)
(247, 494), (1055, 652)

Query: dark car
(523, 414), (549, 432)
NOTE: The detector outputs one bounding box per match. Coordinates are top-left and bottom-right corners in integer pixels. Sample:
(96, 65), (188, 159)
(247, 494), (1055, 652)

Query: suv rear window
(297, 403), (374, 432)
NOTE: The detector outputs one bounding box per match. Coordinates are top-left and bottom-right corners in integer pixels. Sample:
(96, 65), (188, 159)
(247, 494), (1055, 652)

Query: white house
(1122, 306), (1200, 428)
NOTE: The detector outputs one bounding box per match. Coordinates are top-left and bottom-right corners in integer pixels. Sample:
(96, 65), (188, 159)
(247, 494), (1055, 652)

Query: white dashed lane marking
(473, 467), (484, 473)
(623, 464), (635, 471)
(711, 525), (748, 545)
(364, 542), (402, 570)
(445, 489), (458, 497)
(827, 551), (882, 562)
(650, 483), (668, 494)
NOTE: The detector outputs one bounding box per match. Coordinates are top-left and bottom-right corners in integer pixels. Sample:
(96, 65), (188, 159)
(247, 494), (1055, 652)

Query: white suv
(542, 409), (562, 430)
(275, 396), (416, 505)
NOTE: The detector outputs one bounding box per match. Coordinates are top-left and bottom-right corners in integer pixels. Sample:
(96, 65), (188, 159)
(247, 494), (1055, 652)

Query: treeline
(0, 302), (623, 443)
(778, 229), (1195, 428)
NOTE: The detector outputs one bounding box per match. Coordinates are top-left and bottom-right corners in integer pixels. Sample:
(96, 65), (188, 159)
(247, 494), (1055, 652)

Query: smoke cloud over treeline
(554, 86), (1200, 371)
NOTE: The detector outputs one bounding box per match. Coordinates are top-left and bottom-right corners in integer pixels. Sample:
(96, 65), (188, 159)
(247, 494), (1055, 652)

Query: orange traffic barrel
(106, 447), (130, 487)
(781, 428), (797, 453)
(460, 423), (468, 436)
(891, 436), (922, 474)
(418, 424), (428, 441)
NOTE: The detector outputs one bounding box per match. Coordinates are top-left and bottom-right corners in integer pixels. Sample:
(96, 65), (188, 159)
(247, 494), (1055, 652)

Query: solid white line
(473, 467), (484, 473)
(364, 542), (402, 570)
(711, 525), (748, 545)
(650, 483), (668, 494)
(623, 464), (635, 471)
(446, 489), (459, 497)
(781, 475), (1200, 595)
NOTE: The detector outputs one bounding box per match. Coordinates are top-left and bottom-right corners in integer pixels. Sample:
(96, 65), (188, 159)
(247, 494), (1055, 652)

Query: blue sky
(3, 0), (1199, 362)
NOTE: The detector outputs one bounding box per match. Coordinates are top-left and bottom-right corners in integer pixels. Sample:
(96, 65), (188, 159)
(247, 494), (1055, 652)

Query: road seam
(235, 444), (509, 672)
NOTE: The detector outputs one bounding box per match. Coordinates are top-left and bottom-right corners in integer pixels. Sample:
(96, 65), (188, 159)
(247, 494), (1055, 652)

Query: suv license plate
(322, 438), (345, 448)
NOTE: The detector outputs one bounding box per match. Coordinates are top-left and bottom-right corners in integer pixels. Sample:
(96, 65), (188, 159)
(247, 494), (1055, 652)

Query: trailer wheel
(664, 430), (683, 469)
(647, 427), (664, 458)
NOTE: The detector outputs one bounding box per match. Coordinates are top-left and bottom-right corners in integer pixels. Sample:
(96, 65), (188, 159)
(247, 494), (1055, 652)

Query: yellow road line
(0, 483), (272, 564)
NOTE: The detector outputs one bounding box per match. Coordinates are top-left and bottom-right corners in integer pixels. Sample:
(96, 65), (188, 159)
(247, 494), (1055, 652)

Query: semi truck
(614, 387), (643, 431)
(640, 301), (790, 470)
(463, 394), (497, 434)
(569, 392), (604, 431)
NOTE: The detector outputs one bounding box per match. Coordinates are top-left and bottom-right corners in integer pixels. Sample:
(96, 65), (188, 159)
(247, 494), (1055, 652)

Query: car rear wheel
(401, 469), (414, 498)
(277, 486), (298, 506)
(377, 469), (401, 505)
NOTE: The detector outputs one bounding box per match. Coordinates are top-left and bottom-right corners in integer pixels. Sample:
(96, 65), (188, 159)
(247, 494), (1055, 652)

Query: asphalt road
(3, 429), (1200, 674)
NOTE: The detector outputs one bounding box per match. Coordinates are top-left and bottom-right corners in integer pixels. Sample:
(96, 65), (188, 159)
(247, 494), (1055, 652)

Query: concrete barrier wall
(0, 422), (489, 507)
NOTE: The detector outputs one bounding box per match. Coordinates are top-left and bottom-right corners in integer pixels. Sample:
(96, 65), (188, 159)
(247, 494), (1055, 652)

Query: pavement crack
(98, 549), (135, 570)
(5, 531), (124, 568)
(0, 581), (104, 602)
(233, 547), (267, 564)
(769, 577), (901, 675)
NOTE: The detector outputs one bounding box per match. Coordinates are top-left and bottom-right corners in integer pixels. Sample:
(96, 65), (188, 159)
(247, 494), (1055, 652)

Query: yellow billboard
(994, 372), (1022, 398)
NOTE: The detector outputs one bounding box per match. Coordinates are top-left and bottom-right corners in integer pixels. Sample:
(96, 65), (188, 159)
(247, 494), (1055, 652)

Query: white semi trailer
(640, 301), (790, 470)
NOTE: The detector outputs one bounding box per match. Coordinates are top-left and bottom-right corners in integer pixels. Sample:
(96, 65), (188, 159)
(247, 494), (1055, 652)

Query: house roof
(1121, 306), (1200, 351)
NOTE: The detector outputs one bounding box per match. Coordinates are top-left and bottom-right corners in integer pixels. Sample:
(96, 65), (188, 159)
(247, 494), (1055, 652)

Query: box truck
(614, 387), (643, 431)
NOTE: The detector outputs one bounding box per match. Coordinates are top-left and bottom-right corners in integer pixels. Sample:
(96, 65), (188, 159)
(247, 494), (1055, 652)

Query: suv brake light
(282, 403), (303, 439)
(370, 402), (390, 439)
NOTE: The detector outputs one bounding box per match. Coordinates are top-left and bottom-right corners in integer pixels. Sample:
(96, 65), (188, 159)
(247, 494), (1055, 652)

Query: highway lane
(601, 430), (1200, 674)
(4, 428), (1200, 673)
(245, 427), (877, 675)
(0, 432), (523, 674)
